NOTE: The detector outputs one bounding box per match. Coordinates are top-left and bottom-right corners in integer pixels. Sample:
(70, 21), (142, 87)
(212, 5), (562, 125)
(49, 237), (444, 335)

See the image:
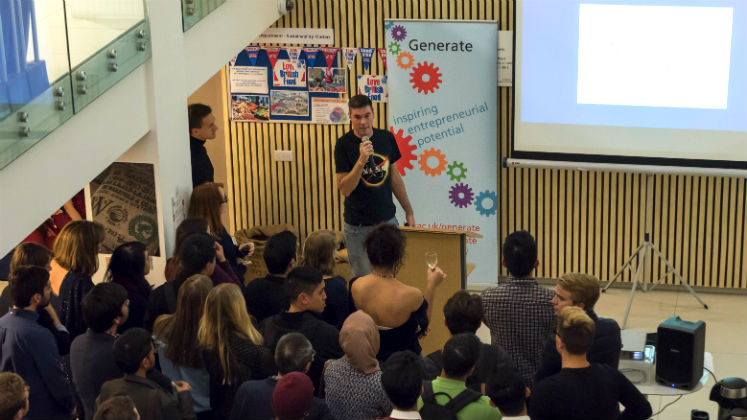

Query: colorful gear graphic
(409, 62), (443, 95)
(389, 126), (417, 177)
(388, 41), (402, 56)
(396, 51), (414, 70)
(418, 148), (448, 177)
(384, 21), (394, 30)
(446, 161), (468, 182)
(449, 183), (474, 208)
(475, 190), (498, 217)
(391, 25), (407, 41)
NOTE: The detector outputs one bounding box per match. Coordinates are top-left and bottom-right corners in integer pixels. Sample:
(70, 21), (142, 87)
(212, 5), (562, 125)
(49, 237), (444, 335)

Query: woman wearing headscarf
(323, 310), (392, 420)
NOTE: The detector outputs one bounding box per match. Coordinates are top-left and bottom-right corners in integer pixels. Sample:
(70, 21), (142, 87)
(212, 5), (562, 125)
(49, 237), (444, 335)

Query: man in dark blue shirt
(188, 103), (219, 187)
(0, 266), (75, 419)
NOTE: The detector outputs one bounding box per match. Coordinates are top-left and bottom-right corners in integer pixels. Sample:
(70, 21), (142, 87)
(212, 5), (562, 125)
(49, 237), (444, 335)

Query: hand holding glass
(425, 251), (438, 270)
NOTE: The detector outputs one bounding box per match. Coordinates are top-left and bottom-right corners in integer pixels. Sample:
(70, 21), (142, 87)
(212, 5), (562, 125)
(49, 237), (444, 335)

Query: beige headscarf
(339, 310), (380, 374)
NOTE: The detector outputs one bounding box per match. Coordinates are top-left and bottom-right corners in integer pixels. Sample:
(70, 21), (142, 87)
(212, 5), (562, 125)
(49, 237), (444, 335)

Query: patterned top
(481, 278), (555, 387)
(324, 357), (392, 420)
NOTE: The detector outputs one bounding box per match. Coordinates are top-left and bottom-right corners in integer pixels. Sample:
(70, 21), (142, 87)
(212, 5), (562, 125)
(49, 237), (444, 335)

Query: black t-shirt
(529, 364), (652, 420)
(334, 128), (401, 226)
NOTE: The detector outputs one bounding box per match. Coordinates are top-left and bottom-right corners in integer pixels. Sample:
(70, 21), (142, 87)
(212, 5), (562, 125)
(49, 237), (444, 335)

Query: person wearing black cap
(96, 328), (196, 420)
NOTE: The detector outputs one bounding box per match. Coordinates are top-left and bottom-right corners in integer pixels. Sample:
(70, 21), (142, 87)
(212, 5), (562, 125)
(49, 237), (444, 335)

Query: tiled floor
(474, 286), (747, 420)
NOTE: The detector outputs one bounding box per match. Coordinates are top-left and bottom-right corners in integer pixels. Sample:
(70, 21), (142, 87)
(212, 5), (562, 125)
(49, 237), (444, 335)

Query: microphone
(362, 135), (380, 174)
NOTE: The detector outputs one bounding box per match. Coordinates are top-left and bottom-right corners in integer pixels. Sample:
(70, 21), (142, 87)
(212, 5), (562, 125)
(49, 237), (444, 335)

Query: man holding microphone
(334, 95), (415, 277)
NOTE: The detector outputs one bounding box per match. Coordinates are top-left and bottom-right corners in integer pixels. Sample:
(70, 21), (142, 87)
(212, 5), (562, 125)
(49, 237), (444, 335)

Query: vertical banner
(359, 48), (376, 70)
(386, 20), (498, 286)
(264, 47), (282, 68)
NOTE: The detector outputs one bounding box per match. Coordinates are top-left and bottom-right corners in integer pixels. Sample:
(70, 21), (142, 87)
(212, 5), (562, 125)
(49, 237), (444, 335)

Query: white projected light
(577, 5), (734, 109)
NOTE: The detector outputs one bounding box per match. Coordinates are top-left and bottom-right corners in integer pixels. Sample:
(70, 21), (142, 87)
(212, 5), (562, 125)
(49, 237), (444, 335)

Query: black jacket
(190, 136), (214, 187)
(260, 310), (343, 391)
(535, 310), (622, 383)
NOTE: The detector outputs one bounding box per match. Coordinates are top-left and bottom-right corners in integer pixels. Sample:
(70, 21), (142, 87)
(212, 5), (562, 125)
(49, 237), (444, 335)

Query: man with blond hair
(529, 307), (650, 420)
(0, 372), (29, 420)
(534, 273), (621, 382)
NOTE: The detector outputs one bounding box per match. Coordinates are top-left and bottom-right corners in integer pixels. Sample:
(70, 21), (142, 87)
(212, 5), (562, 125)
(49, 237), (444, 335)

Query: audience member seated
(92, 395), (140, 420)
(198, 284), (275, 419)
(153, 275), (213, 419)
(324, 310), (392, 420)
(481, 230), (554, 387)
(0, 266), (75, 419)
(486, 370), (530, 420)
(70, 283), (130, 420)
(535, 273), (622, 383)
(188, 183), (254, 280)
(54, 220), (105, 340)
(272, 372), (315, 420)
(350, 224), (445, 361)
(145, 233), (216, 330)
(106, 242), (153, 332)
(300, 230), (349, 328)
(529, 307), (651, 420)
(379, 350), (424, 420)
(230, 332), (334, 420)
(423, 290), (515, 392)
(418, 333), (501, 420)
(0, 243), (70, 355)
(97, 328), (196, 420)
(260, 267), (343, 390)
(243, 231), (297, 323)
(0, 372), (30, 420)
(164, 218), (241, 286)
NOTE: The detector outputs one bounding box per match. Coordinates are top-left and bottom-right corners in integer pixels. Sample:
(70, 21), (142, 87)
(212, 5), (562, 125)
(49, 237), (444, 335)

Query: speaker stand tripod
(603, 232), (708, 329)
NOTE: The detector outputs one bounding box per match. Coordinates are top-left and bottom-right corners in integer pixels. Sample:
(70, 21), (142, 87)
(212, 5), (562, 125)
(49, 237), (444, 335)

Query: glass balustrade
(0, 0), (73, 169)
(182, 0), (226, 32)
(0, 0), (151, 170)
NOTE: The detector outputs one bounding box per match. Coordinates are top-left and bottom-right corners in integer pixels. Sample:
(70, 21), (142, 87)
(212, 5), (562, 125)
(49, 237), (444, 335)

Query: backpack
(419, 380), (482, 420)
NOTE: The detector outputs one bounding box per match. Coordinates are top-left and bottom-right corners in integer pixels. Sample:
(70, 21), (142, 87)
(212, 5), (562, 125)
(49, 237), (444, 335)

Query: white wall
(0, 0), (283, 257)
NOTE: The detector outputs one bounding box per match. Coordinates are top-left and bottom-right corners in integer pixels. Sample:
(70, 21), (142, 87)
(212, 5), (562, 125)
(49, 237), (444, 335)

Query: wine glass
(425, 251), (438, 270)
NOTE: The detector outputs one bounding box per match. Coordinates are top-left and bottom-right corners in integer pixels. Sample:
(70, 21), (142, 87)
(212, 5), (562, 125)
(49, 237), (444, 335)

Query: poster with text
(386, 20), (498, 286)
(311, 97), (350, 124)
(232, 95), (270, 121)
(357, 75), (389, 102)
(270, 90), (310, 117)
(90, 162), (160, 256)
(308, 67), (347, 92)
(273, 59), (307, 88)
(229, 66), (268, 94)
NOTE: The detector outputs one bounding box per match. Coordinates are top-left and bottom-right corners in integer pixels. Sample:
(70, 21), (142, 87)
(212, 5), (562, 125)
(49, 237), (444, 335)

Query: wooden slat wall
(228, 0), (747, 288)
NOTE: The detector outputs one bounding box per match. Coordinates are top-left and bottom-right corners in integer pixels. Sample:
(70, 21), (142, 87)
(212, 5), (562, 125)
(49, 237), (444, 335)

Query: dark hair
(502, 231), (537, 278)
(486, 370), (526, 416)
(188, 103), (212, 130)
(348, 94), (373, 111)
(381, 350), (423, 409)
(174, 233), (216, 290)
(8, 266), (48, 307)
(107, 241), (151, 296)
(443, 291), (482, 335)
(9, 242), (53, 274)
(467, 345), (516, 391)
(82, 283), (128, 333)
(275, 332), (315, 375)
(442, 333), (481, 378)
(364, 224), (405, 272)
(286, 267), (323, 302)
(0, 372), (27, 420)
(173, 218), (209, 258)
(93, 395), (137, 420)
(264, 231), (297, 274)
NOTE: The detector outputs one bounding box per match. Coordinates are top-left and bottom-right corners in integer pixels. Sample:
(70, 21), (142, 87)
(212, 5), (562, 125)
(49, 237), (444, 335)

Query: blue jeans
(343, 217), (398, 277)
